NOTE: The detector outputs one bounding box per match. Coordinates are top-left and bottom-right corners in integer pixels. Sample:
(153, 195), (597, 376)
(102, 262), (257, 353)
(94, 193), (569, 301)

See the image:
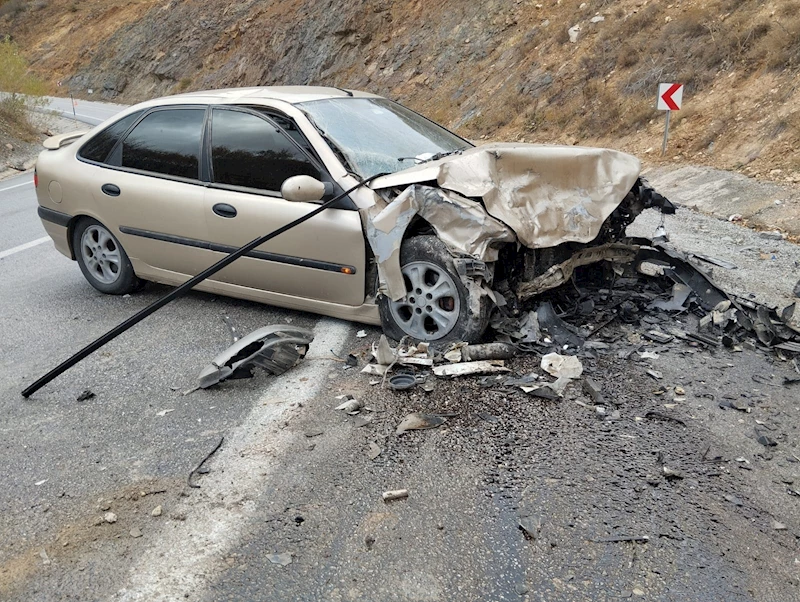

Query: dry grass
(0, 0), (26, 19)
(0, 36), (48, 141)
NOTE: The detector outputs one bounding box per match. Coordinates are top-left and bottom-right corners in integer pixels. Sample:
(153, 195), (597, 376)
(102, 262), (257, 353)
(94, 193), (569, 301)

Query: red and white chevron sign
(657, 83), (683, 111)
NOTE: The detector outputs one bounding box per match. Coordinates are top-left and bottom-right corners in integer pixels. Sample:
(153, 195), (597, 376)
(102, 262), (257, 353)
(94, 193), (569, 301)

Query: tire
(72, 217), (141, 295)
(378, 236), (490, 344)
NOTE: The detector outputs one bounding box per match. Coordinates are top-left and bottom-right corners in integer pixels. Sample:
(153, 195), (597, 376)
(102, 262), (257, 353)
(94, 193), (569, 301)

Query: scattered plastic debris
(396, 413), (447, 434)
(334, 394), (363, 413)
(267, 552), (293, 567)
(433, 360), (511, 377)
(382, 489), (409, 502)
(198, 326), (313, 388)
(76, 389), (95, 402)
(593, 535), (650, 543)
(367, 442), (382, 459)
(518, 514), (542, 540)
(388, 373), (418, 391)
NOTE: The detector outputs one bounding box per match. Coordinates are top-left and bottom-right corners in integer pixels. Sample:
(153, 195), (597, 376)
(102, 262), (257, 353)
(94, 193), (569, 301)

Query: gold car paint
(35, 88), (383, 324)
(203, 187), (366, 306)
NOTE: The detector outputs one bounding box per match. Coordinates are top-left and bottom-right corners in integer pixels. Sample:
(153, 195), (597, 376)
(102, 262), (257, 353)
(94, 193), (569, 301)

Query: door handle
(101, 183), (121, 197)
(212, 203), (237, 218)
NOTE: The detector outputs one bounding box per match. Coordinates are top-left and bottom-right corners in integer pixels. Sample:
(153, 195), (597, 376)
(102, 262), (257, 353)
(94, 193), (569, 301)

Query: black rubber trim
(118, 226), (357, 274)
(38, 206), (72, 227)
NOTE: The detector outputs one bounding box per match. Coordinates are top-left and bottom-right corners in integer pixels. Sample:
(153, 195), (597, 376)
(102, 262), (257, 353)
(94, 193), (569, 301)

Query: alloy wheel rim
(81, 225), (122, 284)
(388, 261), (460, 340)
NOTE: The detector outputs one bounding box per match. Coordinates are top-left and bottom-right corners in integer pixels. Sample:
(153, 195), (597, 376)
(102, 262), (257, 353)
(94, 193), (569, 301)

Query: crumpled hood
(371, 142), (641, 248)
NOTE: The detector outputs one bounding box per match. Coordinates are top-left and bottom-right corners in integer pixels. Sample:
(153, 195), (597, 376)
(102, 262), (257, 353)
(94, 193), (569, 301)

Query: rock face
(46, 0), (532, 125)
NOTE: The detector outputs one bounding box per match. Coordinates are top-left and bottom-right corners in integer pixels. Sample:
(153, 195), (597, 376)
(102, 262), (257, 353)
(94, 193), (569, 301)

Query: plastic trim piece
(118, 225), (357, 274)
(37, 206), (72, 227)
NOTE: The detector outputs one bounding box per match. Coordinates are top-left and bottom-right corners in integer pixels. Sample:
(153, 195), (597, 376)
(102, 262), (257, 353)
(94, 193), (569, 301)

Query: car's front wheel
(378, 236), (489, 344)
(72, 217), (141, 295)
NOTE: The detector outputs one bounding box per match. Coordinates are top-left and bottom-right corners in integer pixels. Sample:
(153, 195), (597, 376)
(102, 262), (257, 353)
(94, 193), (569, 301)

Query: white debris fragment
(335, 395), (363, 413)
(382, 489), (409, 502)
(267, 552), (293, 566)
(568, 25), (581, 43)
(372, 335), (397, 365)
(356, 330), (367, 338)
(367, 442), (382, 459)
(433, 360), (510, 377)
(104, 512), (118, 524)
(541, 353), (583, 379)
(156, 409), (175, 417)
(444, 348), (463, 362)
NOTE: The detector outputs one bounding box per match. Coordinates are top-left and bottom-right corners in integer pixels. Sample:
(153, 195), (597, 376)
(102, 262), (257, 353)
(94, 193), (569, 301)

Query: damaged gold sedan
(35, 86), (674, 343)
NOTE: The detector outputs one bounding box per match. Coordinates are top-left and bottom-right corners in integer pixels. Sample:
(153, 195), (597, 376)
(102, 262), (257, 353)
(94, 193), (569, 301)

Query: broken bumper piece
(198, 325), (314, 388)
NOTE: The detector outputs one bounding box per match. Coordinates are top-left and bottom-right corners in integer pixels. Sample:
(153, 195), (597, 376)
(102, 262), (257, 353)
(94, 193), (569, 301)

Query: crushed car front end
(363, 143), (675, 343)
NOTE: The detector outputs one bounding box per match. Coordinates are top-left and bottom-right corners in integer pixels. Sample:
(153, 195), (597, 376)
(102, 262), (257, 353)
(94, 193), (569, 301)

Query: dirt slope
(2, 0), (800, 183)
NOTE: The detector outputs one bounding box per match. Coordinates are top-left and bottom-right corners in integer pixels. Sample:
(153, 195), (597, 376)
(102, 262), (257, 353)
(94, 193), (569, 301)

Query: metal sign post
(657, 83), (684, 156)
(69, 92), (77, 124)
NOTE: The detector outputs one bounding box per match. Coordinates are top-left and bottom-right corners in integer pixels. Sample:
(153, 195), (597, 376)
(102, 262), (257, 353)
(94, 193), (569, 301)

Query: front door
(202, 107), (366, 306)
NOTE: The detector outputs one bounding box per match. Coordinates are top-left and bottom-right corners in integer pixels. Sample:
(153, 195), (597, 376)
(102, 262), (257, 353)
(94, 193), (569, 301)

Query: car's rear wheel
(378, 236), (489, 344)
(72, 218), (141, 295)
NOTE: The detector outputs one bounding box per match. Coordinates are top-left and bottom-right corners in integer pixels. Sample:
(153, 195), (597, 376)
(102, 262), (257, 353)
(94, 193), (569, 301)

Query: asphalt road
(44, 95), (126, 126)
(3, 98), (799, 602)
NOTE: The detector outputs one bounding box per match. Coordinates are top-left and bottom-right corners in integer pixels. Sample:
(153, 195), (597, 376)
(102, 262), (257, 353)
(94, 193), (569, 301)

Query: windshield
(297, 97), (471, 177)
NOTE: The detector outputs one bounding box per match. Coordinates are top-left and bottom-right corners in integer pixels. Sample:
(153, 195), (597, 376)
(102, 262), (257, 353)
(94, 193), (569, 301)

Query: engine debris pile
(359, 236), (800, 394)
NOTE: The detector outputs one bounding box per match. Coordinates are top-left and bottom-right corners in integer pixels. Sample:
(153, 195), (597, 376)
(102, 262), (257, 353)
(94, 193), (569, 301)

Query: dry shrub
(465, 86), (530, 135)
(580, 38), (618, 80)
(608, 1), (789, 98)
(0, 0), (26, 19)
(691, 115), (735, 153)
(573, 82), (657, 138)
(760, 11), (800, 70)
(612, 3), (664, 42)
(0, 36), (48, 140)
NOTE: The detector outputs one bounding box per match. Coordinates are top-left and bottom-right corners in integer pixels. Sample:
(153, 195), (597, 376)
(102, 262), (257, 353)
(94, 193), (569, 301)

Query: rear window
(118, 108), (206, 180)
(77, 111), (143, 164)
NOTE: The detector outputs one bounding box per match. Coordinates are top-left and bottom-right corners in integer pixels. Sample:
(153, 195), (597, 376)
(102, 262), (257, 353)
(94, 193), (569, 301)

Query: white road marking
(114, 318), (350, 601)
(0, 181), (33, 193)
(0, 237), (50, 260)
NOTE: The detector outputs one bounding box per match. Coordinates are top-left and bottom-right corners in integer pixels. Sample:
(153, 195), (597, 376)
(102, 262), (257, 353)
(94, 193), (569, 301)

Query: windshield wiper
(397, 146), (468, 166)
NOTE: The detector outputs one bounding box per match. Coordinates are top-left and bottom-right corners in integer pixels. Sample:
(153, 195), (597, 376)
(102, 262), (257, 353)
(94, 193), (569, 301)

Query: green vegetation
(0, 35), (48, 141)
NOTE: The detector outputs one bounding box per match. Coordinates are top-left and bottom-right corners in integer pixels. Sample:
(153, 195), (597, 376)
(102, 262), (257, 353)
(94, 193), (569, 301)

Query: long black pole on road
(21, 175), (383, 398)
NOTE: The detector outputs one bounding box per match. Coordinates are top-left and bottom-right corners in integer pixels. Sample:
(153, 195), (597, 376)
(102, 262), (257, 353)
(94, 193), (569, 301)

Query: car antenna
(331, 86), (354, 97)
(20, 173), (387, 398)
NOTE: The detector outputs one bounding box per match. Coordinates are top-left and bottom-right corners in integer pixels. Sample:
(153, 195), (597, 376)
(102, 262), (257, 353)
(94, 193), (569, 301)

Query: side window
(210, 108), (320, 192)
(77, 110), (143, 164)
(257, 109), (316, 157)
(119, 108), (205, 180)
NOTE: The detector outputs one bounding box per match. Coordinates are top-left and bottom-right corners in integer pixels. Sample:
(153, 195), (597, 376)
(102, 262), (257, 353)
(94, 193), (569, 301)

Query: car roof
(133, 86), (382, 109)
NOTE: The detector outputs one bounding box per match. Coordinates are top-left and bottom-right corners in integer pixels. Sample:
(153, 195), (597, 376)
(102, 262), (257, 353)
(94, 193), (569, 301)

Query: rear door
(97, 106), (211, 278)
(203, 107), (366, 306)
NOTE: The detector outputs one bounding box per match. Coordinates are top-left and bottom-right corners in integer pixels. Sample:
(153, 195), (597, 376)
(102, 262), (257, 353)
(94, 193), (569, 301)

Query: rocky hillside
(2, 0), (800, 181)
